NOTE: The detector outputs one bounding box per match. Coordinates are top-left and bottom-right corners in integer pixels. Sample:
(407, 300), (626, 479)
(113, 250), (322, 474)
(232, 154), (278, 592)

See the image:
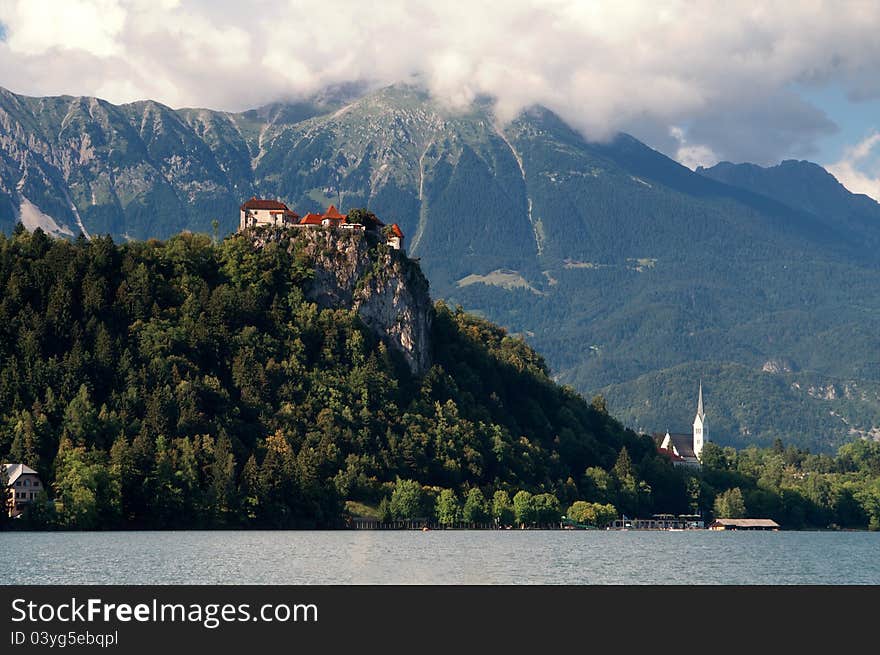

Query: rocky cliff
(252, 227), (432, 375)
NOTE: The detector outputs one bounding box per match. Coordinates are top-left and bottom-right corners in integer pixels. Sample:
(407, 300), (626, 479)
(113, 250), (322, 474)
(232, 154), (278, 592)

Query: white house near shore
(3, 463), (43, 518)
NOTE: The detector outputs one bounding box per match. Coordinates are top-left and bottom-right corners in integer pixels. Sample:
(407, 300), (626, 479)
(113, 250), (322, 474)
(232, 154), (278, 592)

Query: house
(3, 463), (43, 518)
(319, 205), (348, 228)
(295, 205), (364, 230)
(298, 212), (325, 226)
(386, 223), (404, 251)
(654, 381), (706, 468)
(709, 518), (780, 531)
(239, 197), (300, 230)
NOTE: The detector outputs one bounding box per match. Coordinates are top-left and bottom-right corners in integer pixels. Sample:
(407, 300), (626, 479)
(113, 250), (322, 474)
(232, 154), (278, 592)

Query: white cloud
(4, 0), (125, 57)
(669, 126), (718, 171)
(826, 132), (880, 201)
(1, 1), (880, 162)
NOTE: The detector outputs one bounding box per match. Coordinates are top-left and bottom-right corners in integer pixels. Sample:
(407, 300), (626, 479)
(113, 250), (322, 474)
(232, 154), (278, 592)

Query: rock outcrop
(254, 227), (432, 375)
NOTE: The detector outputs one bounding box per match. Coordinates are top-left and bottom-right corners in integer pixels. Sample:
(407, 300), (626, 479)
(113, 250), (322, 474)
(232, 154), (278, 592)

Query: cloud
(669, 126), (718, 171)
(826, 132), (880, 201)
(4, 0), (125, 58)
(1, 1), (880, 164)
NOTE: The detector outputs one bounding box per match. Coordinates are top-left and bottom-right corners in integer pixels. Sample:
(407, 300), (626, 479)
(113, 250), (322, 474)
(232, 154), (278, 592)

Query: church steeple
(693, 380), (706, 459)
(696, 379), (705, 421)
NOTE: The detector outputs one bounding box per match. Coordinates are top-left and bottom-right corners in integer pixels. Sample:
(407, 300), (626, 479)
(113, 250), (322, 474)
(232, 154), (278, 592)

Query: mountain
(2, 83), (879, 451)
(697, 159), (880, 250)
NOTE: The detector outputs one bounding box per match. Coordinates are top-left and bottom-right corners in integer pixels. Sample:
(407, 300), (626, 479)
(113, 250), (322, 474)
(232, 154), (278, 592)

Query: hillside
(0, 225), (671, 528)
(3, 226), (880, 531)
(2, 84), (880, 450)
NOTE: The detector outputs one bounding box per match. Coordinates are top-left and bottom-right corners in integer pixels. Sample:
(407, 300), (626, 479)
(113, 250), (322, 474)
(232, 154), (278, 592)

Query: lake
(2, 530), (877, 584)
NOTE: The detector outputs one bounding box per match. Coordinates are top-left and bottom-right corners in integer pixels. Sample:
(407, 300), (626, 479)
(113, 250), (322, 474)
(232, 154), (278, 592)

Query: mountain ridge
(2, 83), (879, 451)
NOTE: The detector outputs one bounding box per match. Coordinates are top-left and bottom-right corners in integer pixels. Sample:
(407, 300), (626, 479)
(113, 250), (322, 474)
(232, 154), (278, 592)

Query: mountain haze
(2, 83), (879, 451)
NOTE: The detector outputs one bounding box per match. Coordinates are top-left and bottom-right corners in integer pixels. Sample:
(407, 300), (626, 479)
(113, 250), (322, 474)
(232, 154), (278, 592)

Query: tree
(613, 447), (635, 483)
(591, 395), (608, 415)
(61, 385), (99, 447)
(259, 430), (299, 527)
(377, 497), (393, 523)
(151, 435), (184, 527)
(492, 490), (514, 526)
(533, 493), (561, 525)
(239, 454), (261, 522)
(462, 487), (490, 523)
(210, 432), (237, 525)
(54, 443), (119, 529)
(567, 501), (617, 527)
(581, 467), (614, 504)
(390, 478), (425, 520)
(714, 487), (747, 519)
(20, 490), (57, 528)
(0, 465), (9, 527)
(700, 442), (729, 470)
(109, 434), (137, 523)
(435, 489), (461, 526)
(346, 208), (382, 228)
(513, 490), (537, 527)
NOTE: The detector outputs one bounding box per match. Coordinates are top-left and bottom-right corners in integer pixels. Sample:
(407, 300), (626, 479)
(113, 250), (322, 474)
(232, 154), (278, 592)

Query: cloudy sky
(1, 0), (879, 199)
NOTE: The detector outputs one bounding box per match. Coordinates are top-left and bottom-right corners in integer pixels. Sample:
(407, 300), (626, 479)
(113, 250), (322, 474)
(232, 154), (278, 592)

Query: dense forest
(1, 226), (879, 530)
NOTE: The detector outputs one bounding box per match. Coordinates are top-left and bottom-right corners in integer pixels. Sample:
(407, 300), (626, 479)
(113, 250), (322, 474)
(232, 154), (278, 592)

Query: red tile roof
(657, 446), (685, 462)
(323, 205), (346, 220)
(389, 223), (404, 238)
(240, 197), (291, 211)
(300, 213), (323, 225)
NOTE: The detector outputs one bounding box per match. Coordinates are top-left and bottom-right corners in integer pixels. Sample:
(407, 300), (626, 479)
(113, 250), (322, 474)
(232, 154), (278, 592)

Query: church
(654, 382), (706, 468)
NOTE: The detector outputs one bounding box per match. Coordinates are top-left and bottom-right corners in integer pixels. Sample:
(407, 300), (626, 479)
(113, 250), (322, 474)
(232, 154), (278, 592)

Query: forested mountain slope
(2, 84), (879, 450)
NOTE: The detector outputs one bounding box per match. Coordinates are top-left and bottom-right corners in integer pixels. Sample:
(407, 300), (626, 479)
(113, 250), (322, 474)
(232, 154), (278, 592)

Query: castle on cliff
(238, 197), (404, 250)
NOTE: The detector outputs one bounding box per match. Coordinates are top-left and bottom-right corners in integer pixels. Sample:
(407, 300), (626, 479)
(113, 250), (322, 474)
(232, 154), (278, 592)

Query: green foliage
(0, 466), (9, 528)
(390, 478), (425, 520)
(1, 228), (879, 531)
(462, 487), (490, 523)
(492, 490), (515, 527)
(435, 489), (461, 526)
(713, 487), (747, 519)
(345, 209), (382, 228)
(512, 490), (537, 527)
(377, 497), (393, 523)
(566, 501), (617, 527)
(533, 493), (562, 525)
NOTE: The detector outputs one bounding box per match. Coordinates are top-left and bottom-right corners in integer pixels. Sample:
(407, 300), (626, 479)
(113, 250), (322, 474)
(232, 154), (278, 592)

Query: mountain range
(1, 83), (879, 451)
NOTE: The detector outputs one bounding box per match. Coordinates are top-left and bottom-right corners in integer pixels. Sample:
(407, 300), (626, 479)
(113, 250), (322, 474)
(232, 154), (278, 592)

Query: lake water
(2, 530), (878, 584)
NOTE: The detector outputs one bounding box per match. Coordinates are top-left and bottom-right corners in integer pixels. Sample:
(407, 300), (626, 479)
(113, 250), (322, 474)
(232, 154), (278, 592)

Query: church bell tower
(693, 381), (706, 459)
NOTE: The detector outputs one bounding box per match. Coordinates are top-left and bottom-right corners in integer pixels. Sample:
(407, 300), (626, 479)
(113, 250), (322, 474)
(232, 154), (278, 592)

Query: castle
(238, 197), (404, 250)
(654, 382), (706, 468)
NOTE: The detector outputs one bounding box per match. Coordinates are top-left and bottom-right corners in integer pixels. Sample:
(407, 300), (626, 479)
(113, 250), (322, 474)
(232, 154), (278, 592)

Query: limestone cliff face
(267, 228), (433, 375)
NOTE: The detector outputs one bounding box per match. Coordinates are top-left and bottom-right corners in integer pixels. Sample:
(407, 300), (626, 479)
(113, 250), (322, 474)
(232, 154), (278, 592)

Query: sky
(1, 0), (879, 199)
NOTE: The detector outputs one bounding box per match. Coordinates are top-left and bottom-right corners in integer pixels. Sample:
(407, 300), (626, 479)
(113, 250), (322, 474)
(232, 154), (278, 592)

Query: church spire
(696, 380), (705, 421)
(693, 379), (706, 461)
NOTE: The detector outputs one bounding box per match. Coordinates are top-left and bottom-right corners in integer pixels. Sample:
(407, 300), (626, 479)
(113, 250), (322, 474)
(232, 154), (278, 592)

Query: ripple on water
(2, 530), (878, 585)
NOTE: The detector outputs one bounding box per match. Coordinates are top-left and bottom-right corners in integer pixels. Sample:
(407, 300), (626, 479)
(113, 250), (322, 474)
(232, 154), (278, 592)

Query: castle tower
(693, 380), (706, 459)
